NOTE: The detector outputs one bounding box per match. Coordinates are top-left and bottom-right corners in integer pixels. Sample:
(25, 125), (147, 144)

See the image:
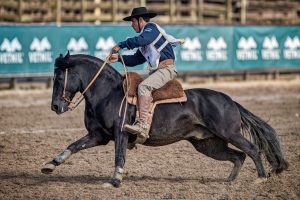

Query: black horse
(42, 52), (288, 188)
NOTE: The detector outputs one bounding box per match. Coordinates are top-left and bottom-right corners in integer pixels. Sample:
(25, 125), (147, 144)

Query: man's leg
(123, 66), (176, 138)
(123, 94), (153, 138)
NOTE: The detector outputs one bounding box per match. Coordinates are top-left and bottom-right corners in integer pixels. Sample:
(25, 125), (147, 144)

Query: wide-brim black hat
(123, 7), (157, 21)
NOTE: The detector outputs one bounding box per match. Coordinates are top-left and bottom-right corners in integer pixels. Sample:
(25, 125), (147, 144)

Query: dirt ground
(0, 79), (299, 200)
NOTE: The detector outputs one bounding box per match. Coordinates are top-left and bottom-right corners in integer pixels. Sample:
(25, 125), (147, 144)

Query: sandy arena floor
(0, 80), (299, 199)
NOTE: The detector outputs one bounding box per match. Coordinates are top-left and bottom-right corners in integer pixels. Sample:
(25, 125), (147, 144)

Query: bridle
(60, 51), (131, 131)
(61, 68), (73, 104)
(60, 52), (129, 113)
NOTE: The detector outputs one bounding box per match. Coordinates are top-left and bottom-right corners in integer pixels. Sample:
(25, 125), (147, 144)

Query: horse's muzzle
(51, 103), (68, 114)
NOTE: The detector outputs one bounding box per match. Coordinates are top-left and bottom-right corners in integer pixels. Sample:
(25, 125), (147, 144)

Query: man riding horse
(42, 7), (288, 188)
(109, 7), (183, 139)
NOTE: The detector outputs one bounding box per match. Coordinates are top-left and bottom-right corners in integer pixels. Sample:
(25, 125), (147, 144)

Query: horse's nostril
(52, 104), (59, 111)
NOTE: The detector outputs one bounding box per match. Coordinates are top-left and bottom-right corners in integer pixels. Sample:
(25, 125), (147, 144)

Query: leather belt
(147, 59), (174, 71)
(159, 59), (174, 65)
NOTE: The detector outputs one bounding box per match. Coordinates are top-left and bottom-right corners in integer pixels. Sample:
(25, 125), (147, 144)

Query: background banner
(233, 26), (300, 69)
(0, 25), (299, 76)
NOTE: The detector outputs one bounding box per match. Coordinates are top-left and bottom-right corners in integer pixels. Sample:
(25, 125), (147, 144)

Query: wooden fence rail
(0, 0), (299, 24)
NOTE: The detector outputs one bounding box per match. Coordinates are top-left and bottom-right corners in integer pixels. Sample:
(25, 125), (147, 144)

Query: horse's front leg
(103, 127), (129, 188)
(41, 133), (110, 174)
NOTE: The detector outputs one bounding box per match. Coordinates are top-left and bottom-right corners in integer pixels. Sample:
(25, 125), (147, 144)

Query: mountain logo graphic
(284, 36), (300, 49)
(67, 37), (88, 52)
(206, 37), (227, 61)
(236, 36), (258, 60)
(96, 37), (116, 50)
(28, 37), (52, 63)
(283, 36), (300, 59)
(263, 36), (279, 49)
(238, 37), (257, 50)
(207, 37), (227, 50)
(262, 36), (280, 60)
(182, 37), (201, 50)
(180, 37), (202, 61)
(0, 38), (22, 52)
(0, 37), (23, 64)
(30, 37), (51, 52)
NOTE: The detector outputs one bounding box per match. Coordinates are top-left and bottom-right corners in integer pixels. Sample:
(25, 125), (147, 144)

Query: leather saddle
(123, 72), (187, 105)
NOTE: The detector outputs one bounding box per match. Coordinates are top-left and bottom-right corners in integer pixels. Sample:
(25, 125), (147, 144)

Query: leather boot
(123, 95), (152, 139)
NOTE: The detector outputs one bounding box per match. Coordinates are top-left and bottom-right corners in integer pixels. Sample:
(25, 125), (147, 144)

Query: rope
(67, 52), (112, 110)
(118, 54), (130, 131)
(62, 50), (130, 134)
(62, 68), (71, 102)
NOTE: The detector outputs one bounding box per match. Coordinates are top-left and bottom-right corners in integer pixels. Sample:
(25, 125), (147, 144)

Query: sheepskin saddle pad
(123, 72), (187, 105)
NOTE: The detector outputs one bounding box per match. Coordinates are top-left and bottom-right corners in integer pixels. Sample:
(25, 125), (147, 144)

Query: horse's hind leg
(41, 133), (109, 174)
(226, 133), (267, 180)
(189, 137), (246, 181)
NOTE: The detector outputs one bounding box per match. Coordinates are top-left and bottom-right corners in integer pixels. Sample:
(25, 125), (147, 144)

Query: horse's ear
(55, 52), (70, 69)
(65, 51), (70, 59)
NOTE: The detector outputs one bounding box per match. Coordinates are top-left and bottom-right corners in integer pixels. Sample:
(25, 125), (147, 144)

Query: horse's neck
(81, 65), (123, 105)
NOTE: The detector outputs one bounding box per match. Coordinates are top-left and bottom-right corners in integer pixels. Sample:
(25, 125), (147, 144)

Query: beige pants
(138, 64), (177, 96)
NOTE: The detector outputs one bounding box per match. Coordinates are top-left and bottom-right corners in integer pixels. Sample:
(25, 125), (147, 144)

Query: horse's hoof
(254, 177), (268, 184)
(127, 143), (137, 150)
(41, 163), (56, 174)
(226, 177), (235, 182)
(101, 182), (114, 188)
(102, 179), (121, 188)
(111, 179), (121, 188)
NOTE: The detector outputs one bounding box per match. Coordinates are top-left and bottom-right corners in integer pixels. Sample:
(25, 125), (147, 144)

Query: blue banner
(0, 25), (299, 77)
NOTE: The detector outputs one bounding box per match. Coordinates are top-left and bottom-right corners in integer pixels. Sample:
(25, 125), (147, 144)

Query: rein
(61, 51), (130, 132)
(118, 55), (130, 130)
(62, 52), (112, 110)
(61, 68), (72, 103)
(62, 52), (129, 120)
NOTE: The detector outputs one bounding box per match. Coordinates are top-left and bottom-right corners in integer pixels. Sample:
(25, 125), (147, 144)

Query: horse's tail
(235, 102), (289, 173)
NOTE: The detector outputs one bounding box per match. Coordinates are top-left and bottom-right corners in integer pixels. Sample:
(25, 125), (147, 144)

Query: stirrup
(122, 121), (149, 138)
(122, 122), (140, 135)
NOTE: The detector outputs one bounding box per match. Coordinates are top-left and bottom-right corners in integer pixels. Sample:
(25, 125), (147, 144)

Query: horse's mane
(54, 53), (122, 78)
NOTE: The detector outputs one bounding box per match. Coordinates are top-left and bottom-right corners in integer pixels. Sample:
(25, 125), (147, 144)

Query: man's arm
(118, 23), (159, 50)
(118, 49), (146, 67)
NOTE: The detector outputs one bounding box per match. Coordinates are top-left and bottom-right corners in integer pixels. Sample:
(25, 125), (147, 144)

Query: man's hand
(108, 54), (118, 64)
(111, 45), (121, 54)
(108, 45), (120, 64)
